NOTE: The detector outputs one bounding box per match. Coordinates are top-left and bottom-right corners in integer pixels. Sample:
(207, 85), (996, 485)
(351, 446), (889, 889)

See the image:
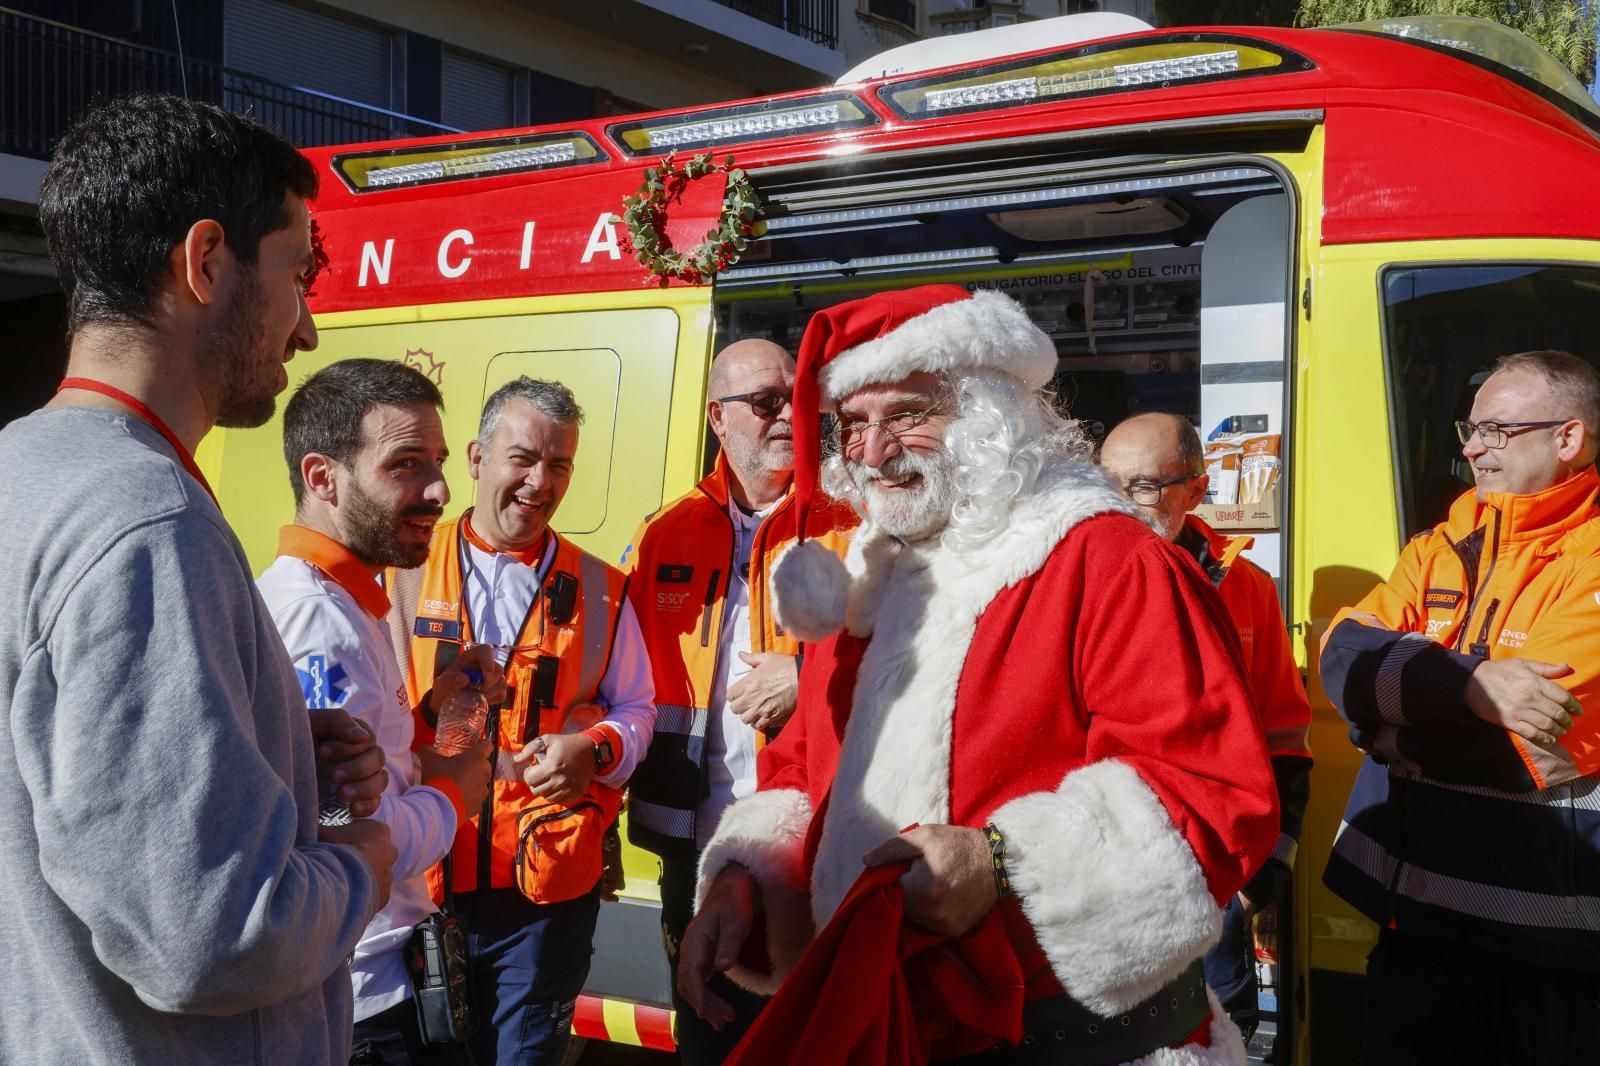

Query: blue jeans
(455, 885), (602, 1066)
(1202, 895), (1258, 1030)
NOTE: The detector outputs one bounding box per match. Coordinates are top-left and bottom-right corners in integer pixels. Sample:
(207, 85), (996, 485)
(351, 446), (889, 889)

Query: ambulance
(200, 13), (1600, 1061)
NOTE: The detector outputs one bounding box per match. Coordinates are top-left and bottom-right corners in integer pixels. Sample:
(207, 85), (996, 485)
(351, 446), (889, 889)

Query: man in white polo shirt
(259, 358), (496, 1064)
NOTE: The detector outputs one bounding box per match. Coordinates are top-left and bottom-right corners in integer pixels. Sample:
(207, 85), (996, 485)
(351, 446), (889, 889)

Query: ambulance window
(715, 163), (1295, 578)
(1382, 264), (1600, 538)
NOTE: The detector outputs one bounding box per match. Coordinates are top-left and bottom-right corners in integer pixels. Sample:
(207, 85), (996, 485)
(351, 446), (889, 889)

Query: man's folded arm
(1321, 608), (1480, 735)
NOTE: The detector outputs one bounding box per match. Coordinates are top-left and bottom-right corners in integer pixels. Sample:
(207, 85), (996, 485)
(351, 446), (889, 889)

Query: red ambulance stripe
(634, 1002), (677, 1052)
(573, 994), (608, 1040)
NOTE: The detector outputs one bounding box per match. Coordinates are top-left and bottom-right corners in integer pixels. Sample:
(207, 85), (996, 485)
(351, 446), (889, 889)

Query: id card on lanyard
(455, 524), (566, 745)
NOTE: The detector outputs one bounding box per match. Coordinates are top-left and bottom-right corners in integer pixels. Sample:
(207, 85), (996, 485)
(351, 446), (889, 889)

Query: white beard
(843, 447), (958, 543)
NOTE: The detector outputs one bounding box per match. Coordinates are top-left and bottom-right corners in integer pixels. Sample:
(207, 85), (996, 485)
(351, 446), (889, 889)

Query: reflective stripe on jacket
(396, 514), (628, 896)
(1180, 515), (1313, 900)
(1320, 467), (1600, 968)
(622, 454), (855, 860)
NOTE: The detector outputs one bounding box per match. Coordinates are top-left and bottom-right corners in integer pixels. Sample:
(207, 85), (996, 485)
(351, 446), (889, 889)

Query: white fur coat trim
(817, 290), (1057, 406)
(809, 460), (1133, 929)
(694, 788), (815, 996)
(990, 759), (1224, 1019)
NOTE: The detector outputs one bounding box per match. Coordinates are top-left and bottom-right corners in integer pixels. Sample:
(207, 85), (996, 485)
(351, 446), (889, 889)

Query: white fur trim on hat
(770, 538), (851, 642)
(989, 758), (1223, 1019)
(818, 289), (1057, 405)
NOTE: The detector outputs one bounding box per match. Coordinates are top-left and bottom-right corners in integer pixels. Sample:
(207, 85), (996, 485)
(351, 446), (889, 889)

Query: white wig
(822, 370), (1089, 551)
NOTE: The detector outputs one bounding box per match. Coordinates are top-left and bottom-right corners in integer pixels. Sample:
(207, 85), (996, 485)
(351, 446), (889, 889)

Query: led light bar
(333, 134), (604, 193)
(608, 93), (876, 156)
(923, 52), (1240, 113)
(881, 36), (1309, 121)
(647, 103), (842, 149)
(367, 142), (577, 186)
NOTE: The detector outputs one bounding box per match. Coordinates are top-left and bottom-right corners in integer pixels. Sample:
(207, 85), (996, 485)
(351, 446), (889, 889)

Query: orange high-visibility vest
(1181, 513), (1313, 888)
(621, 454), (855, 859)
(398, 513), (628, 896)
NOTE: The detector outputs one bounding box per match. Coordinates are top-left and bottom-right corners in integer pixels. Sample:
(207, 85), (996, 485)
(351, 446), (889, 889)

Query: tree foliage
(1293, 0), (1598, 86)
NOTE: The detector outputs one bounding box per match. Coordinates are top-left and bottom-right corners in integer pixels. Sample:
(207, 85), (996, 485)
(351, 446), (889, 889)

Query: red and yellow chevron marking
(574, 993), (676, 1052)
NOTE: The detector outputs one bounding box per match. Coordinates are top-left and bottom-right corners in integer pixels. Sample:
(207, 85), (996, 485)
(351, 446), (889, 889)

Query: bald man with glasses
(1099, 413), (1313, 1042)
(622, 338), (854, 1064)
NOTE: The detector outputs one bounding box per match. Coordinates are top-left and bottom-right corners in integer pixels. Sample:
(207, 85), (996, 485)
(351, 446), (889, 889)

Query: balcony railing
(0, 7), (458, 160)
(867, 0), (918, 29)
(712, 0), (838, 48)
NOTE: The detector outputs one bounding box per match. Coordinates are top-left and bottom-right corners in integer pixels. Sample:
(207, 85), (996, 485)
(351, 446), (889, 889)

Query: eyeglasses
(836, 402), (945, 454)
(1122, 472), (1201, 506)
(716, 391), (792, 419)
(1454, 419), (1573, 449)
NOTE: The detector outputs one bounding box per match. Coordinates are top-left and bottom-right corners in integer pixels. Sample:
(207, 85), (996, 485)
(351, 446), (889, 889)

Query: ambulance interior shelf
(714, 161), (1292, 565)
(1197, 425), (1282, 531)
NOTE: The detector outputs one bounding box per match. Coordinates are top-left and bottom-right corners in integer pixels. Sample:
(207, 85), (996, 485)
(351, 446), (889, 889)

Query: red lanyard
(56, 377), (218, 504)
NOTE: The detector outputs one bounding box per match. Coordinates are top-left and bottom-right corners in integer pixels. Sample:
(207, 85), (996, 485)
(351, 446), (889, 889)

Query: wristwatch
(583, 727), (617, 774)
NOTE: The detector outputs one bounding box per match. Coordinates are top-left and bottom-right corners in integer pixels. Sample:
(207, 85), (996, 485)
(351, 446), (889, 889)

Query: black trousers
(660, 854), (770, 1066)
(350, 995), (473, 1066)
(1363, 929), (1600, 1066)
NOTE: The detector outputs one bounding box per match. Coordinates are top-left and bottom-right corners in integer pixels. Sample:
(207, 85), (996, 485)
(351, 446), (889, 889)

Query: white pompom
(770, 538), (850, 642)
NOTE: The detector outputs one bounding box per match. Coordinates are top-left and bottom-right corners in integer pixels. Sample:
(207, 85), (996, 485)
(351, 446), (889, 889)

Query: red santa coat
(697, 462), (1278, 1062)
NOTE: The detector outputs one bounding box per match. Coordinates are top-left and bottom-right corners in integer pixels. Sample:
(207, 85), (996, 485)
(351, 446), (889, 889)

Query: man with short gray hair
(389, 376), (656, 1065)
(1323, 349), (1600, 1064)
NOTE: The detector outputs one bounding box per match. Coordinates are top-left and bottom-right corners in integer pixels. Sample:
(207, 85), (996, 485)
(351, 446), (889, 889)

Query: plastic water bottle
(319, 782), (353, 827)
(433, 668), (488, 756)
(314, 710), (352, 827)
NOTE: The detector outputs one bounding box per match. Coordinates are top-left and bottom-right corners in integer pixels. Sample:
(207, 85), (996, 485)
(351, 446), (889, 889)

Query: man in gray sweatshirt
(0, 93), (398, 1064)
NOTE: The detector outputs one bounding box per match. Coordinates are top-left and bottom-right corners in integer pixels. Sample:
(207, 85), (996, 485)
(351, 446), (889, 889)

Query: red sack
(727, 862), (1025, 1066)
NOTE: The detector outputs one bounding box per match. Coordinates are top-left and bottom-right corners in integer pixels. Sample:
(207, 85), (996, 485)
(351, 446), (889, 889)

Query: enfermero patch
(1424, 588), (1464, 610)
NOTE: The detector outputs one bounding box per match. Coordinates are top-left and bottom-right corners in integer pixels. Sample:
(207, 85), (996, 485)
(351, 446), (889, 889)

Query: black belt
(941, 959), (1210, 1066)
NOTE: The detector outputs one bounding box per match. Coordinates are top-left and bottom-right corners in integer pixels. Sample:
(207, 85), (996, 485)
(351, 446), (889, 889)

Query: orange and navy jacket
(1177, 514), (1313, 904)
(621, 454), (855, 860)
(1321, 467), (1600, 969)
(395, 513), (629, 896)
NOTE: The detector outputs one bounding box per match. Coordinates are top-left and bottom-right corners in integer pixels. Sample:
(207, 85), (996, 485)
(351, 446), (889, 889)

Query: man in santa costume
(677, 284), (1279, 1064)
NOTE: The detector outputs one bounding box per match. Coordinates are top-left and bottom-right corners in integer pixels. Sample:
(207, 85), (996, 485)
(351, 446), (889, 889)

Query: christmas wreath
(615, 152), (763, 287)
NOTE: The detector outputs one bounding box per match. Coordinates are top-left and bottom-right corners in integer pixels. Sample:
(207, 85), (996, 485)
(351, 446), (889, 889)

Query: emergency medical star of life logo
(296, 654), (350, 710)
(404, 347), (445, 386)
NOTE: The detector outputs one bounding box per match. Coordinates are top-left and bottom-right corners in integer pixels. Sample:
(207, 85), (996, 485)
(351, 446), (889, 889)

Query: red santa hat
(773, 284), (1057, 641)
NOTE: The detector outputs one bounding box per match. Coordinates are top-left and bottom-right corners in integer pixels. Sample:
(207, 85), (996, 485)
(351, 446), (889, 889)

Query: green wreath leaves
(614, 152), (763, 287)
